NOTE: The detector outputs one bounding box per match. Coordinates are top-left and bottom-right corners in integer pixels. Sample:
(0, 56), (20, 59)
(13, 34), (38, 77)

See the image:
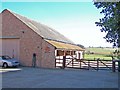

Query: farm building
(0, 9), (85, 68)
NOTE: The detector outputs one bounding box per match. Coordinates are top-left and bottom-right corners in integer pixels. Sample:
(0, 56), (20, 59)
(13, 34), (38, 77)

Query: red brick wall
(0, 14), (2, 56)
(41, 40), (55, 68)
(2, 10), (55, 68)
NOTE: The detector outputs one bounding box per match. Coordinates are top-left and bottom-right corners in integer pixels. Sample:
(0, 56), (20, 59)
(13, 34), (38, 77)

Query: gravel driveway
(1, 67), (119, 88)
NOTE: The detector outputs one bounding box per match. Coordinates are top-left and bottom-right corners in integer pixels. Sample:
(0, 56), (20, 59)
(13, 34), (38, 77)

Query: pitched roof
(1, 9), (85, 51)
(2, 9), (74, 44)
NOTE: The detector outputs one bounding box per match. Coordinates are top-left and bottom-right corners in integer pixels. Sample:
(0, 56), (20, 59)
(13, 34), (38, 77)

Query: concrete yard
(1, 67), (119, 88)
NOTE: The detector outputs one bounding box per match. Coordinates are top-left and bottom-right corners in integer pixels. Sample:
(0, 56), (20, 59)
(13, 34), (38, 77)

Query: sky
(1, 1), (113, 47)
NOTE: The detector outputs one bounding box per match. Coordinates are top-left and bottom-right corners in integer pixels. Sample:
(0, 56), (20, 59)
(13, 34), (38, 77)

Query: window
(2, 56), (11, 60)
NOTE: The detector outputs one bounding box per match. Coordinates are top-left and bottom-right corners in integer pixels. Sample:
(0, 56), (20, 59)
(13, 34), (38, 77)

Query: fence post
(97, 58), (99, 71)
(88, 60), (90, 70)
(80, 59), (81, 68)
(63, 56), (66, 69)
(118, 61), (120, 72)
(112, 60), (116, 72)
(78, 53), (81, 68)
(55, 58), (56, 68)
(72, 58), (73, 67)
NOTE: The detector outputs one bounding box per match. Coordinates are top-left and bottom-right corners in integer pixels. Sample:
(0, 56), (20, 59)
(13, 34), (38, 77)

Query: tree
(76, 44), (85, 49)
(94, 1), (120, 47)
(113, 49), (120, 59)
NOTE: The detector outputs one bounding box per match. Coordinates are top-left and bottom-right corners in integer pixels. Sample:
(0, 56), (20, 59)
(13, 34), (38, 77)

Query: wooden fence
(55, 57), (119, 71)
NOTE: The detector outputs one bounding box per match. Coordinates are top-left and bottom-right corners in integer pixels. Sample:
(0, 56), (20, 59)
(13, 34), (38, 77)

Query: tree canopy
(94, 1), (120, 47)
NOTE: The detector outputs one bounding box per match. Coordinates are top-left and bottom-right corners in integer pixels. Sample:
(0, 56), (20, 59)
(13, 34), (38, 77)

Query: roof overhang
(45, 39), (85, 51)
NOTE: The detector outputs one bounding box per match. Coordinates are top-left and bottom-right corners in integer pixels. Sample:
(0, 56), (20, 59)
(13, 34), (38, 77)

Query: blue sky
(1, 2), (113, 47)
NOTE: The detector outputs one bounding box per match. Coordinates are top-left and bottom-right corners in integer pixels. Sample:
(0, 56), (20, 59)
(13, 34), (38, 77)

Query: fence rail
(55, 57), (119, 71)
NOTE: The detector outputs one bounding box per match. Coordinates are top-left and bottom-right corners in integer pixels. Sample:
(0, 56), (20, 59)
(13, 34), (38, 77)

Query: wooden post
(88, 60), (90, 70)
(118, 61), (120, 72)
(72, 57), (73, 67)
(55, 50), (57, 68)
(63, 56), (66, 69)
(78, 52), (81, 68)
(112, 60), (116, 72)
(71, 51), (74, 67)
(62, 50), (66, 69)
(78, 52), (80, 59)
(59, 56), (60, 64)
(80, 59), (81, 68)
(55, 58), (56, 68)
(97, 58), (99, 71)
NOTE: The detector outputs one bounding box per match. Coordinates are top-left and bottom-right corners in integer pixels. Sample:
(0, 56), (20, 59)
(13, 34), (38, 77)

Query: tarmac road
(1, 67), (119, 88)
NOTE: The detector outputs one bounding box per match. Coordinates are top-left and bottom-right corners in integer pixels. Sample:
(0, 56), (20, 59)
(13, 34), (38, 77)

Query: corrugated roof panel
(46, 40), (85, 51)
(11, 11), (74, 44)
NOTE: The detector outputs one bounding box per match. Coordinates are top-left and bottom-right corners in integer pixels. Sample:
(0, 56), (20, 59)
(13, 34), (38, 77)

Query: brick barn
(0, 9), (85, 68)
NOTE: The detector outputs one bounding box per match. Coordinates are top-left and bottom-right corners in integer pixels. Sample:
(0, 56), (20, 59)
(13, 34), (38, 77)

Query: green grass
(84, 47), (117, 60)
(84, 54), (112, 60)
(85, 47), (115, 55)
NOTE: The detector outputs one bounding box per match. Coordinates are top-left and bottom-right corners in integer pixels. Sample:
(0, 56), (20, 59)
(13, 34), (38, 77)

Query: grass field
(84, 54), (112, 60)
(84, 47), (117, 60)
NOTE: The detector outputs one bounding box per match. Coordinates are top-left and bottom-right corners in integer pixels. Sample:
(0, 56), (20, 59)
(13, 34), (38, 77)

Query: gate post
(118, 61), (120, 72)
(97, 58), (99, 71)
(72, 58), (73, 67)
(112, 60), (116, 72)
(88, 60), (90, 70)
(80, 59), (81, 68)
(63, 56), (66, 69)
(78, 52), (81, 68)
